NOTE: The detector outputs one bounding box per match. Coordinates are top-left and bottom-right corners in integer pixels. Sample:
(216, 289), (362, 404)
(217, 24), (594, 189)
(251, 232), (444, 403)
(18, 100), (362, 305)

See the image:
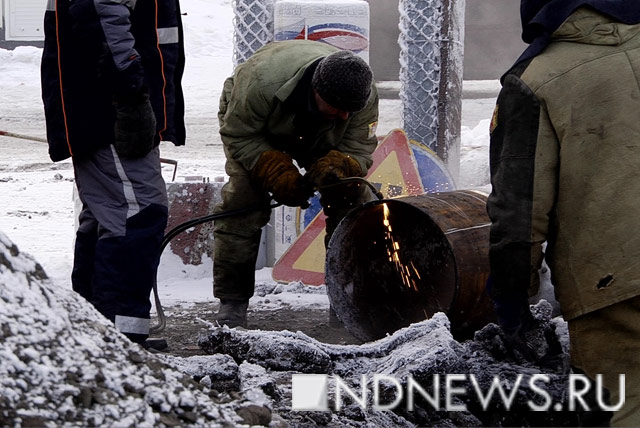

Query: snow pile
(198, 302), (579, 427)
(251, 281), (331, 312)
(0, 232), (266, 427)
(459, 118), (491, 190)
(0, 46), (42, 86)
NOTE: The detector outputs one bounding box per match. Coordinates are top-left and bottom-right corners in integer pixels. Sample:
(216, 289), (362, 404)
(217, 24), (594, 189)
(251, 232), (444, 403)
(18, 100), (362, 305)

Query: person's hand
(307, 150), (362, 188)
(112, 87), (156, 158)
(487, 276), (537, 361)
(270, 170), (312, 208)
(495, 299), (537, 361)
(252, 151), (312, 208)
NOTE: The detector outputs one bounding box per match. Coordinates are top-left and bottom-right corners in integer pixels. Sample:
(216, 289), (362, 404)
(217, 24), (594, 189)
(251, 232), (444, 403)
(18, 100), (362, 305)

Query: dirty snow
(0, 228), (576, 426)
(0, 232), (253, 426)
(193, 302), (577, 426)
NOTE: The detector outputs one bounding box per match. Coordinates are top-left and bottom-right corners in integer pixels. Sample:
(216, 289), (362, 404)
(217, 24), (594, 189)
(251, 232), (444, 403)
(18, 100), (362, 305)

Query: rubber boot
(215, 300), (249, 328)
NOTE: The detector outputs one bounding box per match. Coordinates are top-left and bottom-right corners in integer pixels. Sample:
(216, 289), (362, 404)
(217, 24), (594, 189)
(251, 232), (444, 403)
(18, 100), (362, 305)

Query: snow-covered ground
(0, 0), (495, 308)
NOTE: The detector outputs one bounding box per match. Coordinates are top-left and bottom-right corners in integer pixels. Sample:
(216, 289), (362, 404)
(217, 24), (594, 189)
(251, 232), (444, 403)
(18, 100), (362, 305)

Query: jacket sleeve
(335, 87), (380, 174)
(487, 72), (558, 301)
(91, 0), (144, 95)
(218, 73), (279, 171)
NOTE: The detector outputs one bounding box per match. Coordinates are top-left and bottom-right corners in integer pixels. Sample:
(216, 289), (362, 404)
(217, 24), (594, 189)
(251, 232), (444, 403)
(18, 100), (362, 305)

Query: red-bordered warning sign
(272, 129), (428, 285)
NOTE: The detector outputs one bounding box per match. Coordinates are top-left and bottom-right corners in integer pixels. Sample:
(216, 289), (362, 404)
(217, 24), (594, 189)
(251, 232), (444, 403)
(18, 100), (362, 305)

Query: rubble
(0, 232), (254, 427)
(1, 230), (586, 426)
(198, 302), (580, 426)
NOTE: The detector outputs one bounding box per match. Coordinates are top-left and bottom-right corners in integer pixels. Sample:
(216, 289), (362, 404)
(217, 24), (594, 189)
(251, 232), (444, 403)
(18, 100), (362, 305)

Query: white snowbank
(0, 232), (256, 427)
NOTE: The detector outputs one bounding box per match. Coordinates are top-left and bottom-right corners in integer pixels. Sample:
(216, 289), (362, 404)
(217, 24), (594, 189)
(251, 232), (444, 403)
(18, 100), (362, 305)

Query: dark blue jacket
(41, 0), (186, 161)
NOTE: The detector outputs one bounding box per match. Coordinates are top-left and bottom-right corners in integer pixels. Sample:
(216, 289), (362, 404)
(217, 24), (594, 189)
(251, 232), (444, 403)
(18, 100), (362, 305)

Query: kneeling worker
(214, 40), (380, 328)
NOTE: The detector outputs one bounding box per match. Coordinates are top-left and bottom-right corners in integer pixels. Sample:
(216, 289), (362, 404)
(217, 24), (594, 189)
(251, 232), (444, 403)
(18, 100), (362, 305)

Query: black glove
(487, 276), (537, 361)
(251, 151), (313, 208)
(307, 150), (363, 188)
(112, 87), (156, 159)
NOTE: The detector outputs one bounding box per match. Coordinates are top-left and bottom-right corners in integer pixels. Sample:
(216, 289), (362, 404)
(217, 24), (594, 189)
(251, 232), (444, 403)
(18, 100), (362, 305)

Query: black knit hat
(312, 50), (373, 113)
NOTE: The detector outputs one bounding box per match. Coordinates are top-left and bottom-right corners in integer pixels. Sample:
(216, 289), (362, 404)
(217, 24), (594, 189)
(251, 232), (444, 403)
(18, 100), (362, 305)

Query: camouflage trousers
(569, 294), (640, 427)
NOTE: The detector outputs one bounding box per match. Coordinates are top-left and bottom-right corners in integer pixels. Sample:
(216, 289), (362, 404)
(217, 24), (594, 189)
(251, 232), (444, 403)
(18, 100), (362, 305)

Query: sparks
(382, 202), (421, 291)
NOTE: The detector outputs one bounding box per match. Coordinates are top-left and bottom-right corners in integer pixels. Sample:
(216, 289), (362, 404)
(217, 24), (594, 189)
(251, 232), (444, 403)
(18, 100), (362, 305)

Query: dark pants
(72, 145), (168, 343)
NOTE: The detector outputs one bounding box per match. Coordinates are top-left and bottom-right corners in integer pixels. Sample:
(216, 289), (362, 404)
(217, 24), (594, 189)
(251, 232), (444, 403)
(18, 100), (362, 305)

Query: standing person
(214, 40), (379, 328)
(41, 0), (185, 347)
(487, 1), (640, 425)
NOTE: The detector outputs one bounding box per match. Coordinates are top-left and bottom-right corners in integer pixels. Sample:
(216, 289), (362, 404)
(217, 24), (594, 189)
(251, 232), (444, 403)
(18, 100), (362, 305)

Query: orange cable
(55, 2), (73, 156)
(154, 0), (169, 140)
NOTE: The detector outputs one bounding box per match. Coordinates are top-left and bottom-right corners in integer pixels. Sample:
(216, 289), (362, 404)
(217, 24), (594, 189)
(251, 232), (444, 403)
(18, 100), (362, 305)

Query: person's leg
(92, 203), (167, 343)
(569, 295), (640, 427)
(71, 205), (98, 300)
(73, 145), (167, 344)
(212, 155), (271, 326)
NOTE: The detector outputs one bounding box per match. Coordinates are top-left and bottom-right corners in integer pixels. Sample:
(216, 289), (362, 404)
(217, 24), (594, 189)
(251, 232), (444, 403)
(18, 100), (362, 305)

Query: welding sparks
(382, 203), (419, 291)
(410, 261), (421, 280)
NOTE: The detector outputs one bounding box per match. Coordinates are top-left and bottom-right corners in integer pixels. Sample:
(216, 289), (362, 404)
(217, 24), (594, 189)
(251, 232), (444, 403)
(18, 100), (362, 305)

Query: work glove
(112, 87), (157, 159)
(487, 276), (537, 361)
(251, 151), (312, 208)
(307, 150), (363, 188)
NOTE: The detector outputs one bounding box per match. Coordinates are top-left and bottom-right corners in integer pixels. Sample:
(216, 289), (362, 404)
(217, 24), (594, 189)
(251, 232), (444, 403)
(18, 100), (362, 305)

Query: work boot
(215, 299), (249, 328)
(144, 338), (169, 353)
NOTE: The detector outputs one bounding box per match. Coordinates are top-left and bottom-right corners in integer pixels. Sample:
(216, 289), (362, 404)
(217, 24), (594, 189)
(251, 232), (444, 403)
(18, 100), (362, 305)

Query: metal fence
(232, 0), (275, 67)
(399, 0), (464, 179)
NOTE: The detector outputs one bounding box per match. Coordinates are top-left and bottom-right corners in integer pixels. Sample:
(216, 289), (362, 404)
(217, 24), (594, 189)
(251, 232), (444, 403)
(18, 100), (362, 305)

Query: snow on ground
(194, 303), (574, 427)
(0, 232), (249, 427)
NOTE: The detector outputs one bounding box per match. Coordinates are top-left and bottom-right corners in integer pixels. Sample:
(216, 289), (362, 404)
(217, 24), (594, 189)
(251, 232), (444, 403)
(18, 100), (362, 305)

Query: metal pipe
(0, 130), (47, 142)
(0, 129), (179, 180)
(325, 190), (495, 342)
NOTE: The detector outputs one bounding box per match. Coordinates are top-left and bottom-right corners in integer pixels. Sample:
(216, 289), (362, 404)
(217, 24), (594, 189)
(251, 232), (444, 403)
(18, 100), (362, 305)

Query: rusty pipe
(325, 190), (495, 342)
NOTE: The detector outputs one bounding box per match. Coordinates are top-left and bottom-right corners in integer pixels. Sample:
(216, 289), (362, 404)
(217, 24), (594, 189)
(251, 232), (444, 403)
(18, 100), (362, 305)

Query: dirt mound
(0, 232), (263, 427)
